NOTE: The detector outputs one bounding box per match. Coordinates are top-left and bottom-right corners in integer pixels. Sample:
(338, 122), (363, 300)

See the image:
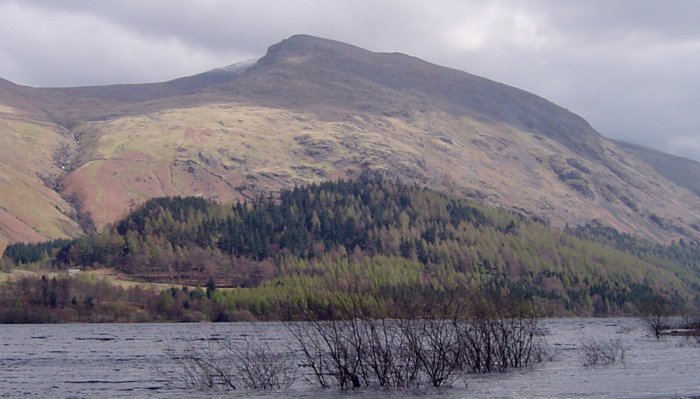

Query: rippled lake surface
(2, 318), (700, 398)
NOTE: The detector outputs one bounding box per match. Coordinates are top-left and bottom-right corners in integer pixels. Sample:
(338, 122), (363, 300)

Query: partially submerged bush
(457, 297), (540, 374)
(163, 335), (297, 390)
(578, 337), (626, 367)
(164, 338), (238, 390)
(232, 339), (297, 390)
(286, 285), (547, 390)
(164, 285), (551, 392)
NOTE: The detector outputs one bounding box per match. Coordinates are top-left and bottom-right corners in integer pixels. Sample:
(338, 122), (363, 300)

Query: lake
(1, 318), (700, 398)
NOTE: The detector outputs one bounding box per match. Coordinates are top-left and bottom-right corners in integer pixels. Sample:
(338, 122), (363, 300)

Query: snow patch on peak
(212, 58), (259, 74)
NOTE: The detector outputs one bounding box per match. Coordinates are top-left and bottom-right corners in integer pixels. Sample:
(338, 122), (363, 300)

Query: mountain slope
(0, 102), (83, 253)
(220, 35), (605, 157)
(1, 34), (700, 248)
(614, 139), (700, 198)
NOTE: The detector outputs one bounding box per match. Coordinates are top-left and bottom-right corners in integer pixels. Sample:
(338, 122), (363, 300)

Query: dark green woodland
(2, 178), (698, 322)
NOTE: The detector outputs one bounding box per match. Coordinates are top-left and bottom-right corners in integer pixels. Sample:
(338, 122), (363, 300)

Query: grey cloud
(537, 0), (700, 41)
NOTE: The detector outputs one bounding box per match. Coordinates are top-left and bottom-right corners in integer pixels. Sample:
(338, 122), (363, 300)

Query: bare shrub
(398, 318), (462, 388)
(578, 337), (626, 367)
(164, 338), (237, 390)
(353, 314), (423, 388)
(286, 284), (546, 390)
(286, 289), (399, 389)
(382, 321), (423, 388)
(165, 286), (548, 393)
(163, 334), (297, 390)
(457, 296), (541, 373)
(640, 297), (672, 339)
(643, 314), (671, 340)
(361, 318), (411, 387)
(309, 319), (364, 389)
(231, 338), (297, 389)
(531, 337), (560, 363)
(285, 283), (466, 390)
(286, 321), (332, 388)
(396, 289), (467, 389)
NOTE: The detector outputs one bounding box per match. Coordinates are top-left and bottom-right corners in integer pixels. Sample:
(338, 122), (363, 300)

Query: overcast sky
(1, 0), (699, 160)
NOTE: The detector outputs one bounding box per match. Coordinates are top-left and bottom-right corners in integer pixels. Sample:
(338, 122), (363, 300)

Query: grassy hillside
(0, 106), (83, 251)
(58, 102), (700, 245)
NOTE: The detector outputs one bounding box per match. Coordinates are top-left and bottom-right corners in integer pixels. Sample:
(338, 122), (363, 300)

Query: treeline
(0, 273), (254, 323)
(3, 178), (699, 317)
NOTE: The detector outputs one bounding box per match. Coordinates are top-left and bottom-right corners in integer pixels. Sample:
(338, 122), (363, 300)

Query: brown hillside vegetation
(0, 104), (82, 252)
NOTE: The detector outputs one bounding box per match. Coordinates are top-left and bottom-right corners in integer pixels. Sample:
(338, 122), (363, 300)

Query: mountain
(1, 34), (700, 253)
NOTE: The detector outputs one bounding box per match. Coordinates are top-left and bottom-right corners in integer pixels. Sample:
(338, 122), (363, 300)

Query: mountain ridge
(1, 34), (700, 251)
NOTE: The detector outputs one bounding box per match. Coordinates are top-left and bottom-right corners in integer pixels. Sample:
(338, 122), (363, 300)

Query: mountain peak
(258, 34), (372, 65)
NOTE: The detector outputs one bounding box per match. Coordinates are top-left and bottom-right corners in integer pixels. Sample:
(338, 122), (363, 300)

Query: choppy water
(1, 318), (699, 398)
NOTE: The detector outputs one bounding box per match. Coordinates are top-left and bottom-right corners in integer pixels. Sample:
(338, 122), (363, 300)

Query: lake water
(1, 318), (700, 398)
